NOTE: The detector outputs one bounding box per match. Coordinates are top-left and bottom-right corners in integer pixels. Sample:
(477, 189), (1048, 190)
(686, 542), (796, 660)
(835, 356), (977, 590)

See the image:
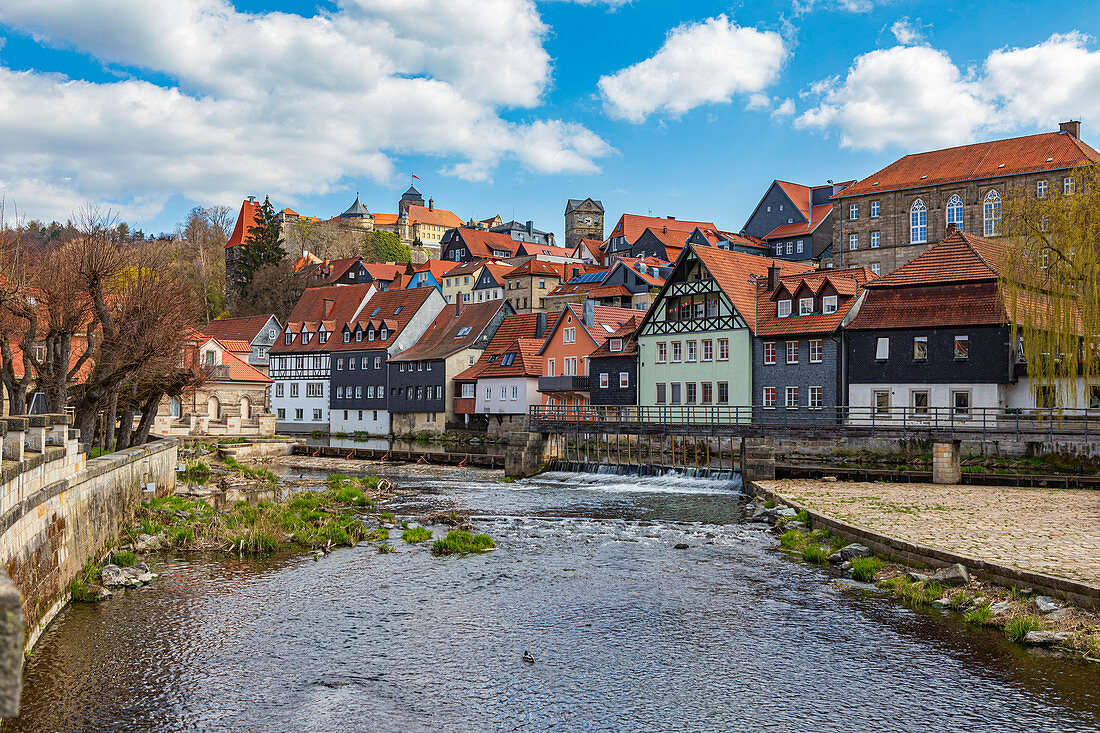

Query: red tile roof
(849, 282), (1007, 330)
(755, 269), (875, 336)
(323, 257), (362, 282)
(332, 287), (436, 351)
(407, 204), (464, 229)
(865, 228), (1006, 288)
(454, 312), (559, 381)
(688, 246), (814, 330)
(538, 304), (639, 356)
(610, 214), (718, 245)
(363, 262), (405, 282)
(225, 198), (261, 249)
(391, 300), (510, 362)
(763, 204), (833, 240)
(576, 238), (605, 261)
(207, 342), (272, 383)
(775, 181), (813, 221)
(372, 213), (399, 227)
(516, 243), (576, 258)
(477, 262), (515, 287)
(504, 259), (566, 279)
(413, 259), (454, 283)
(837, 130), (1100, 199)
(270, 283), (376, 354)
(452, 228), (521, 258)
(589, 314), (644, 358)
(203, 314), (276, 344)
(216, 338), (253, 354)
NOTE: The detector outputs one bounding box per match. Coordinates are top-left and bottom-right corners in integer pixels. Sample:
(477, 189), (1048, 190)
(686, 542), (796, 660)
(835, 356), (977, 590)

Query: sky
(0, 0), (1098, 239)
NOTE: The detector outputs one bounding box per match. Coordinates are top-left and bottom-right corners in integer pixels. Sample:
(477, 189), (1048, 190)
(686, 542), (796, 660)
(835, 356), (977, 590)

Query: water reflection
(11, 467), (1100, 733)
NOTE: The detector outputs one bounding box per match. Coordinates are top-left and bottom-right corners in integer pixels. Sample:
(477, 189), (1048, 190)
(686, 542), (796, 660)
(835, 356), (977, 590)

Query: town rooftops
(589, 314), (644, 358)
(537, 303), (640, 356)
(865, 228), (1006, 288)
(411, 259), (454, 284)
(391, 300), (510, 363)
(763, 204), (833, 240)
(363, 262), (405, 282)
(444, 259), (491, 277)
(755, 268), (875, 336)
(201, 339), (272, 383)
(503, 259), (565, 279)
(516, 243), (575, 259)
(836, 126), (1100, 198)
(610, 214), (718, 245)
(225, 198), (260, 249)
(575, 238), (605, 261)
(406, 204), (463, 229)
(454, 312), (560, 381)
(688, 245), (814, 329)
(332, 286), (435, 350)
(476, 262), (516, 286)
(450, 228), (522, 257)
(270, 283), (376, 355)
(323, 257), (363, 282)
(203, 314), (277, 344)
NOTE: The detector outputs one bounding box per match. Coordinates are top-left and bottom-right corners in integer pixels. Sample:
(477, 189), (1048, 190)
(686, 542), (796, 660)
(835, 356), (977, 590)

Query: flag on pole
(411, 174), (420, 180)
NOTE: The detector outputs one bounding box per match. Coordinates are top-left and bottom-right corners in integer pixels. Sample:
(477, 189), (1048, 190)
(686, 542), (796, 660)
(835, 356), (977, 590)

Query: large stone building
(564, 198), (605, 249)
(832, 121), (1100, 275)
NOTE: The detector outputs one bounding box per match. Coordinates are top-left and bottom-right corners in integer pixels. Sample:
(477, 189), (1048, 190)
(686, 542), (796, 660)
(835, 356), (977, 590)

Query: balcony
(538, 375), (590, 393)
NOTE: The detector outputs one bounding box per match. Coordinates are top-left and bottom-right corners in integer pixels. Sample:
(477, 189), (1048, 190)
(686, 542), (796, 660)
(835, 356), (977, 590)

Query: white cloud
(0, 0), (611, 222)
(792, 0), (892, 15)
(889, 17), (926, 45)
(597, 15), (788, 123)
(796, 32), (1100, 151)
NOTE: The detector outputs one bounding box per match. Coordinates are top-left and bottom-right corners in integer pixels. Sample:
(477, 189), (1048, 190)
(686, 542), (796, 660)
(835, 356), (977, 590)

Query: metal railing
(528, 404), (1100, 442)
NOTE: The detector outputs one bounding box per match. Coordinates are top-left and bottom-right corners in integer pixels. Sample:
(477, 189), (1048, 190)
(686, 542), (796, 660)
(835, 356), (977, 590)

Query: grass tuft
(431, 529), (495, 556)
(111, 550), (138, 568)
(779, 529), (806, 550)
(850, 557), (883, 583)
(1005, 616), (1043, 642)
(800, 544), (828, 564)
(964, 603), (995, 626)
(402, 526), (433, 544)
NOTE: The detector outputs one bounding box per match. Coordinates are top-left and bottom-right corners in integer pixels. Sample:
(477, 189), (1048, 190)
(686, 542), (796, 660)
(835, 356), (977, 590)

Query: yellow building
(441, 260), (486, 305)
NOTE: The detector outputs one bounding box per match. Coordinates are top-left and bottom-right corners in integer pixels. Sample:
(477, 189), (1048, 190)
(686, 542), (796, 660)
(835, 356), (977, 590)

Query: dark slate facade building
(490, 220), (554, 246)
(752, 265), (873, 412)
(387, 300), (513, 433)
(742, 180), (849, 263)
(588, 318), (641, 406)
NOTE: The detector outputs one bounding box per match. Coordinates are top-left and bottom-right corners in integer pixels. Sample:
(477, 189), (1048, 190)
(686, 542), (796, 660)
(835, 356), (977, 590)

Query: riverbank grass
(431, 529), (495, 556)
(402, 526), (433, 544)
(849, 557), (884, 583)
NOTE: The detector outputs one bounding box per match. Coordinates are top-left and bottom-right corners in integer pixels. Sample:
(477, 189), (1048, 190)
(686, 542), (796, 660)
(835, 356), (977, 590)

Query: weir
(547, 460), (738, 482)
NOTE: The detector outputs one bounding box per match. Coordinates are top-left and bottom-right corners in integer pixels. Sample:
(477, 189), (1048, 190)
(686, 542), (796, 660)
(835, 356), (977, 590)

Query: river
(10, 465), (1100, 732)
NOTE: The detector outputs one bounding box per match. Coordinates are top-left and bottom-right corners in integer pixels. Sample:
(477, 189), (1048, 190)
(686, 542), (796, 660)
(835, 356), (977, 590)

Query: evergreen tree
(237, 196), (285, 289)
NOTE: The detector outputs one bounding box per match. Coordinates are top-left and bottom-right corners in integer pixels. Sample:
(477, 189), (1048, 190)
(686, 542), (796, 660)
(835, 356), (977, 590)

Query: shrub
(850, 557), (883, 583)
(139, 519), (163, 536)
(431, 529), (495, 556)
(379, 512), (395, 523)
(368, 527), (390, 541)
(1005, 616), (1043, 642)
(112, 550), (138, 568)
(170, 527), (196, 545)
(779, 529), (805, 550)
(377, 542), (394, 554)
(794, 509), (810, 524)
(402, 526), (433, 544)
(800, 544), (828, 564)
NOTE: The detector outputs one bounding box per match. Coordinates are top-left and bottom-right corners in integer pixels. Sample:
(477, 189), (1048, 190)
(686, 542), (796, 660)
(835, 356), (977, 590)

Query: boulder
(1023, 631), (1070, 646)
(906, 572), (930, 584)
(776, 507), (797, 517)
(990, 600), (1013, 615)
(124, 563), (155, 585)
(838, 543), (871, 561)
(821, 476), (838, 483)
(134, 534), (165, 552)
(87, 584), (112, 601)
(1046, 607), (1073, 622)
(930, 597), (951, 609)
(1034, 596), (1061, 614)
(929, 563), (970, 587)
(673, 543), (690, 550)
(827, 552), (843, 564)
(100, 564), (127, 587)
(784, 521), (806, 531)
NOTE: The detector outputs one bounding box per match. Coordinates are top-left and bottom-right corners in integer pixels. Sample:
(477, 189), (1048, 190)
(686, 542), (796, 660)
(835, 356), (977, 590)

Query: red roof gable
(774, 181), (813, 221)
(391, 300), (510, 362)
(207, 342), (272, 383)
(454, 312), (560, 381)
(837, 130), (1100, 199)
(610, 214), (718, 245)
(363, 262), (404, 282)
(203, 314), (276, 344)
(270, 283), (375, 355)
(688, 246), (814, 331)
(225, 198), (261, 249)
(453, 228), (522, 258)
(755, 269), (875, 336)
(866, 228), (1005, 288)
(763, 204), (833, 240)
(332, 287), (436, 350)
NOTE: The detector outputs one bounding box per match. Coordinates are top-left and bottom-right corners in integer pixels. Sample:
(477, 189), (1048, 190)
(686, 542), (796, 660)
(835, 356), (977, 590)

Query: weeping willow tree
(1000, 163), (1100, 408)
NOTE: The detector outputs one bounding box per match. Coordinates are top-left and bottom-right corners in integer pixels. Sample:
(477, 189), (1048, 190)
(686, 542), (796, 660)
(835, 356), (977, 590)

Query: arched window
(983, 190), (1001, 236)
(946, 194), (963, 228)
(909, 199), (927, 244)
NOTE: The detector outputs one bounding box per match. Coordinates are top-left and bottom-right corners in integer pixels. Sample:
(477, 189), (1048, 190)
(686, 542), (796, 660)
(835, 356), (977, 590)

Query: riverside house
(844, 226), (1088, 419)
(269, 284), (377, 433)
(536, 301), (639, 407)
(636, 243), (812, 409)
(328, 287), (446, 436)
(387, 300), (513, 434)
(752, 265), (874, 412)
(203, 314), (282, 375)
(588, 315), (644, 407)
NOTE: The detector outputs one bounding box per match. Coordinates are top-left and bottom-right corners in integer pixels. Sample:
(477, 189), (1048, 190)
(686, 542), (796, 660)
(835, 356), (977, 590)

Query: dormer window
(799, 298), (813, 316)
(302, 331), (311, 344)
(823, 296), (838, 314)
(319, 331), (328, 344)
(368, 328), (376, 341)
(610, 339), (623, 352)
(778, 300), (792, 318)
(380, 327), (388, 340)
(343, 331), (350, 343)
(349, 271), (356, 279)
(355, 330), (363, 342)
(285, 333), (293, 345)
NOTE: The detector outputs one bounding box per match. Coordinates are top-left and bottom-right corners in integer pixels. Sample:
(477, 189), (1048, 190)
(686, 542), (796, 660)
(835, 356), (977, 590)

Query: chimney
(454, 296), (462, 317)
(247, 195), (256, 203)
(582, 299), (594, 328)
(767, 262), (781, 291)
(666, 216), (675, 220)
(322, 299), (334, 318)
(536, 312), (548, 338)
(526, 220), (534, 235)
(428, 198), (434, 211)
(947, 222), (958, 234)
(1059, 120), (1081, 139)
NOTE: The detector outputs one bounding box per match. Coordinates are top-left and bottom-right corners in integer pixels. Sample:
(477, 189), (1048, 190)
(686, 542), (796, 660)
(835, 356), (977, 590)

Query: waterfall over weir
(548, 460), (739, 483)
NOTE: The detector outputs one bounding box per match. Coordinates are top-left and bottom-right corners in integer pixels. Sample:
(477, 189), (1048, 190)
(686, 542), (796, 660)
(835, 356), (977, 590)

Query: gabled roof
(607, 257), (666, 288)
(503, 259), (565, 279)
(217, 338), (253, 354)
(444, 259), (489, 277)
(203, 314), (277, 344)
(575, 238), (605, 261)
(774, 181), (813, 221)
(372, 213), (400, 227)
(323, 257), (363, 282)
(225, 198), (261, 249)
(475, 262), (515, 288)
(763, 204), (833, 240)
(687, 246), (814, 331)
(567, 198), (604, 212)
(331, 286), (435, 351)
(866, 228), (1005, 288)
(641, 226), (692, 248)
(755, 268), (875, 336)
(290, 252), (324, 272)
(589, 314), (644, 358)
(454, 312), (559, 381)
(270, 283), (376, 355)
(610, 214), (718, 246)
(363, 262), (404, 282)
(407, 204), (463, 229)
(391, 300), (511, 362)
(537, 303), (639, 355)
(410, 260), (452, 285)
(837, 129), (1100, 198)
(516, 243), (574, 258)
(203, 340), (272, 383)
(450, 228), (522, 257)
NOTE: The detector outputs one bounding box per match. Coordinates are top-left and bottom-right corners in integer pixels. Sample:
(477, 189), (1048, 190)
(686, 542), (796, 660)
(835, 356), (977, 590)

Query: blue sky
(0, 0), (1097, 239)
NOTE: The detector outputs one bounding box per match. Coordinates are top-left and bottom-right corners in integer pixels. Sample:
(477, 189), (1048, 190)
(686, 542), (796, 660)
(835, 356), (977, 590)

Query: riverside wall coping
(751, 481), (1100, 610)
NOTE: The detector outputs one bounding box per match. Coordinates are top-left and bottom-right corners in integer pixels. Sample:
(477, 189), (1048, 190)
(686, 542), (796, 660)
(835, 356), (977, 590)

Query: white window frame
(870, 200), (880, 218)
(763, 342), (776, 365)
(983, 190), (1001, 237)
(946, 193), (964, 228)
(870, 232), (880, 249)
(823, 296), (838, 314)
(875, 337), (890, 360)
(785, 386), (798, 409)
(1064, 177), (1076, 195)
(599, 373), (609, 389)
(1037, 180), (1047, 199)
(762, 386), (776, 409)
(777, 300), (792, 318)
(619, 372), (629, 389)
(786, 341), (799, 365)
(809, 339), (822, 364)
(849, 204), (858, 220)
(910, 199), (927, 244)
(848, 234), (858, 251)
(808, 386), (822, 409)
(799, 297), (813, 316)
(718, 339), (729, 361)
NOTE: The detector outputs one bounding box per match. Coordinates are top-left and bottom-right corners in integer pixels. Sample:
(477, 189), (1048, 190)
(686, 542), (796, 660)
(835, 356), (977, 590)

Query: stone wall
(218, 439), (298, 461)
(0, 415), (177, 653)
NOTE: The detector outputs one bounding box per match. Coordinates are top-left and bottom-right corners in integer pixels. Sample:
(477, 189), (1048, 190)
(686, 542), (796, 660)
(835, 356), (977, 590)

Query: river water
(10, 466), (1100, 732)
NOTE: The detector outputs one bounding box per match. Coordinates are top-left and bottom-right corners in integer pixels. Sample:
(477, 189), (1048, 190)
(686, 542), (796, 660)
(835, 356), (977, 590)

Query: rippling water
(11, 467), (1100, 732)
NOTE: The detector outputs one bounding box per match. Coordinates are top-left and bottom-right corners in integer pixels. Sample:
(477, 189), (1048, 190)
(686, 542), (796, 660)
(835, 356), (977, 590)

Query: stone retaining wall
(752, 481), (1100, 610)
(0, 418), (177, 653)
(218, 439), (298, 461)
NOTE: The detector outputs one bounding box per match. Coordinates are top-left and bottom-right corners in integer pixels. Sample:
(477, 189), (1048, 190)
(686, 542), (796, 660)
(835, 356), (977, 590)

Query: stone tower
(565, 198), (605, 249)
